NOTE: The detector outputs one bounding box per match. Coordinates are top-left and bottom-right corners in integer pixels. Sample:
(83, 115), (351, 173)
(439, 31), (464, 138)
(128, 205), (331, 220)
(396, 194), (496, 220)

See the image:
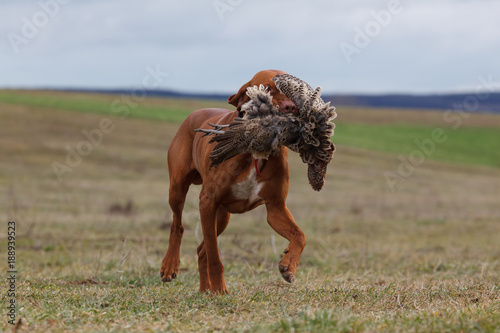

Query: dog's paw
(160, 271), (177, 283)
(160, 256), (179, 283)
(279, 264), (295, 283)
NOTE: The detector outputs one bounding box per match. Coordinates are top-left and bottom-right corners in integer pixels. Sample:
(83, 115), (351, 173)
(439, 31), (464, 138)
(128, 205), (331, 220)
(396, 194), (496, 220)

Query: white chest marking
(231, 168), (263, 203)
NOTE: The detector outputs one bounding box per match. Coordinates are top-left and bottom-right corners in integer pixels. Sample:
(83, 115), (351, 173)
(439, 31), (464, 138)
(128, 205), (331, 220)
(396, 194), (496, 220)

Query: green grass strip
(335, 122), (500, 168)
(0, 91), (192, 123)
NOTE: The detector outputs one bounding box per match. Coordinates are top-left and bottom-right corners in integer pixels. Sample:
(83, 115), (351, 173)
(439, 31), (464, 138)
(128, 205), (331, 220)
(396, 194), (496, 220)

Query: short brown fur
(160, 70), (305, 293)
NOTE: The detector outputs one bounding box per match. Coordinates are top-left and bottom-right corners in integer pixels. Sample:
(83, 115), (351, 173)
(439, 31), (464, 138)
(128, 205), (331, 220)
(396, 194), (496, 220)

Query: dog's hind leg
(197, 206), (230, 292)
(161, 135), (200, 283)
(160, 175), (191, 282)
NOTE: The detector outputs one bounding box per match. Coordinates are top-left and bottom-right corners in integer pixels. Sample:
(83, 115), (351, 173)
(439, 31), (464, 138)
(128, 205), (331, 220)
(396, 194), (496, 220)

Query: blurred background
(2, 0), (500, 95)
(1, 1), (499, 331)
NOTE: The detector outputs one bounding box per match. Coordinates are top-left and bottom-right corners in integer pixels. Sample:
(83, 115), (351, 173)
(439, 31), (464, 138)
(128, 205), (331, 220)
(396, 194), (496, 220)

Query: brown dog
(160, 70), (306, 294)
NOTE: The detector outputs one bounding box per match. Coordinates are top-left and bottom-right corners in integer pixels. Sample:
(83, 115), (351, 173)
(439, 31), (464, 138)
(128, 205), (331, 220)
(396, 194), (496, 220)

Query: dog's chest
(231, 168), (263, 203)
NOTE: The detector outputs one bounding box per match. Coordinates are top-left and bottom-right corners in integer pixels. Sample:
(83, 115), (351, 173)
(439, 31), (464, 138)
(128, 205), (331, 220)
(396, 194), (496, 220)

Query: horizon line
(1, 86), (500, 97)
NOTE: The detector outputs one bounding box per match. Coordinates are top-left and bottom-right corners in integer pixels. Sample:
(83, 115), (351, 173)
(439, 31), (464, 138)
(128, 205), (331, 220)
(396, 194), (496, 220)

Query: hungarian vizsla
(160, 70), (305, 293)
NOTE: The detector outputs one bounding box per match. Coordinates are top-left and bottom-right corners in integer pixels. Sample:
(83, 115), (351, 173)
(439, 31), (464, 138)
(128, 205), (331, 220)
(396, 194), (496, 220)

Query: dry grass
(0, 93), (499, 332)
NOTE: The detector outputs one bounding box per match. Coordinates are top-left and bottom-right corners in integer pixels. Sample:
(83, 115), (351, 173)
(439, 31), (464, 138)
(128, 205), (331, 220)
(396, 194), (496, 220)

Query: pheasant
(196, 85), (299, 165)
(195, 75), (336, 191)
(273, 74), (337, 191)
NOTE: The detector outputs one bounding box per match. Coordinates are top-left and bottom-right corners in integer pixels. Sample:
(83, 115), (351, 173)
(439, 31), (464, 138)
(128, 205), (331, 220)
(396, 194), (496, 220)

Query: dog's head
(228, 70), (298, 115)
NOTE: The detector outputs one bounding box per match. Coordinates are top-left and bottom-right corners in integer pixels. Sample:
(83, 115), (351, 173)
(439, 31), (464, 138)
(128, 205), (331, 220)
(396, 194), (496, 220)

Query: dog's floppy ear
(228, 80), (252, 111)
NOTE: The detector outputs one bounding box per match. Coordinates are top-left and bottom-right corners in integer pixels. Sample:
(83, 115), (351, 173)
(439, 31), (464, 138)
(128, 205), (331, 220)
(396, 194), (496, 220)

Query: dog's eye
(264, 86), (270, 92)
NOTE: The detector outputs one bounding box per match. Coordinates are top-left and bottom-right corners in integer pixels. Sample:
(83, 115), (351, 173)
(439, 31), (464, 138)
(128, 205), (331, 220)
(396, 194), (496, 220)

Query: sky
(1, 0), (499, 95)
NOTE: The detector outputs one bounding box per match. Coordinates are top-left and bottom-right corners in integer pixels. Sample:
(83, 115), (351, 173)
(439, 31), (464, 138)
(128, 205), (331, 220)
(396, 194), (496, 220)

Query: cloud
(1, 0), (499, 94)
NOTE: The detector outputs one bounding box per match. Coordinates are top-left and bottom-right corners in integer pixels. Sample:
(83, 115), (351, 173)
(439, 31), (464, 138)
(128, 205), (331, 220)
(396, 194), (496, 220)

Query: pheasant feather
(195, 76), (336, 191)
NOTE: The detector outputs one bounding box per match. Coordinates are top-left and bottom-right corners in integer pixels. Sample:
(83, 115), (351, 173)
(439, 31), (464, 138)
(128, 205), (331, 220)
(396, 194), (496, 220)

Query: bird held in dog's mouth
(195, 74), (336, 191)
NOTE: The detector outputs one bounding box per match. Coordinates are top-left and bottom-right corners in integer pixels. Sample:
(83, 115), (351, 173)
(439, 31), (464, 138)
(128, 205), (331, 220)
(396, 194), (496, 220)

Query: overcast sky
(1, 0), (499, 94)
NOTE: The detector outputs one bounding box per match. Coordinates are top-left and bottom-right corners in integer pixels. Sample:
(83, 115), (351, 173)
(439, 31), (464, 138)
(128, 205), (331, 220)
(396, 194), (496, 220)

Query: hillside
(1, 90), (500, 169)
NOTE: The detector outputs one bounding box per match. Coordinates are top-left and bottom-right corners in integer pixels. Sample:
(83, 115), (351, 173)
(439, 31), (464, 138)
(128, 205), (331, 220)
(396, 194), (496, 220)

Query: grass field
(1, 90), (499, 332)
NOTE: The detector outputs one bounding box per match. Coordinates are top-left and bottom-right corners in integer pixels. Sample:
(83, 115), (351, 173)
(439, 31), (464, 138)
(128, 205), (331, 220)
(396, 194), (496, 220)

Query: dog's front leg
(197, 207), (230, 292)
(266, 203), (306, 283)
(199, 192), (228, 294)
